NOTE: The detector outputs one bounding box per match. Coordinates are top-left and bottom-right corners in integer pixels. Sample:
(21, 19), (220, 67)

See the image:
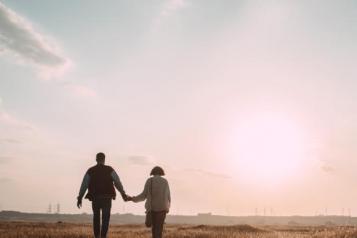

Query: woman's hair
(150, 166), (165, 176)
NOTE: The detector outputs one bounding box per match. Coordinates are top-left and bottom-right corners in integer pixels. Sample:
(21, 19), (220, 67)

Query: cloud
(63, 83), (97, 98)
(184, 169), (231, 179)
(161, 0), (187, 16)
(0, 98), (36, 130)
(321, 165), (335, 173)
(127, 155), (153, 166)
(153, 0), (188, 29)
(0, 99), (36, 151)
(0, 110), (35, 130)
(0, 138), (21, 144)
(319, 158), (335, 174)
(0, 177), (13, 183)
(0, 2), (71, 78)
(0, 156), (13, 164)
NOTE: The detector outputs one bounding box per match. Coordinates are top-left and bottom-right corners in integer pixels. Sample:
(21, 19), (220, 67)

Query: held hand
(121, 193), (133, 202)
(121, 193), (128, 202)
(77, 197), (82, 209)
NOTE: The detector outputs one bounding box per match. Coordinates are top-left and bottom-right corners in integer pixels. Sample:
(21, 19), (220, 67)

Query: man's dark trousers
(92, 197), (112, 238)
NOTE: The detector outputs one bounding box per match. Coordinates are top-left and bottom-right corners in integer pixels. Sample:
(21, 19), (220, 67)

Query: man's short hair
(150, 166), (165, 176)
(96, 152), (105, 162)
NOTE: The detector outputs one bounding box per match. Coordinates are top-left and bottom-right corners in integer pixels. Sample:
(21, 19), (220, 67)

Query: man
(77, 152), (128, 238)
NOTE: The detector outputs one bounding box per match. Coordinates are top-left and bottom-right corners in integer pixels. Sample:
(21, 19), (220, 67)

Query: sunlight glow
(231, 114), (308, 185)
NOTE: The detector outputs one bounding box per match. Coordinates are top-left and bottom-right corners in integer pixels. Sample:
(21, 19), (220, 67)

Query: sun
(230, 114), (307, 185)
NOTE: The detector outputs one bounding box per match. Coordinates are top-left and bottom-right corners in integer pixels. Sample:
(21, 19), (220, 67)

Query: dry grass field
(1, 222), (357, 238)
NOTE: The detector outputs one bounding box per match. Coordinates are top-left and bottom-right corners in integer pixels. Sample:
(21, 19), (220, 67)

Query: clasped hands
(77, 193), (133, 209)
(121, 193), (133, 202)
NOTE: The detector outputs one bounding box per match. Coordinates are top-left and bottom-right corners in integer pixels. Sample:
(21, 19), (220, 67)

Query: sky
(0, 0), (357, 216)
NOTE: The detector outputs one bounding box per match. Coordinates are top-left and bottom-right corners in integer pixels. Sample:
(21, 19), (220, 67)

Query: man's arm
(111, 170), (127, 200)
(77, 173), (90, 208)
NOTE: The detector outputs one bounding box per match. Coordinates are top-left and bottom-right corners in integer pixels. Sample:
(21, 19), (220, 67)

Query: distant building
(197, 213), (212, 217)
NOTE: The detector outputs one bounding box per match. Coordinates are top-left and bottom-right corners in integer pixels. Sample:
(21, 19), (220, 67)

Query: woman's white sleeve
(132, 179), (150, 202)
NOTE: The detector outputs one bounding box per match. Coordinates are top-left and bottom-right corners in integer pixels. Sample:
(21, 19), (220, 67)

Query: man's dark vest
(85, 164), (116, 200)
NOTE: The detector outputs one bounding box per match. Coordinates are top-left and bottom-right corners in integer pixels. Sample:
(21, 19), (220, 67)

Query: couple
(77, 152), (171, 238)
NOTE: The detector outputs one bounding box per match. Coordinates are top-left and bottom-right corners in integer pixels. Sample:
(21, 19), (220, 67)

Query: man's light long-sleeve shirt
(78, 170), (125, 199)
(132, 175), (171, 212)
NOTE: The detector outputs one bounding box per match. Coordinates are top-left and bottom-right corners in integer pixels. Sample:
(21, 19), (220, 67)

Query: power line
(47, 203), (52, 214)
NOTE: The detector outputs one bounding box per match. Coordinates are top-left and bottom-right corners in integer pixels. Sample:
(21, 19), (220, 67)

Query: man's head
(96, 152), (105, 164)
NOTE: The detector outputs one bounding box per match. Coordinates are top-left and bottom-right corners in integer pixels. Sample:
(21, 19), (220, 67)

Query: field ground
(1, 222), (357, 238)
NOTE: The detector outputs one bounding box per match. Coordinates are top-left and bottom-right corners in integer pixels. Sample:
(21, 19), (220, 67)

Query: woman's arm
(132, 178), (150, 203)
(165, 180), (171, 210)
(167, 182), (171, 204)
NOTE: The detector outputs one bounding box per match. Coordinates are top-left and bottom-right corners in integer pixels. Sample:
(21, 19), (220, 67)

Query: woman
(130, 166), (171, 238)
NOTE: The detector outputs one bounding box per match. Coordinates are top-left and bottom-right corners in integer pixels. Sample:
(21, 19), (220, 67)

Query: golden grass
(0, 222), (357, 238)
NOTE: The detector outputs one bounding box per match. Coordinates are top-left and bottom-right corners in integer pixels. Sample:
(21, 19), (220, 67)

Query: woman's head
(150, 166), (165, 176)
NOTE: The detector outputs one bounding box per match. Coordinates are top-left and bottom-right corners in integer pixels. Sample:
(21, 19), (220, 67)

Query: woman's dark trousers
(151, 211), (166, 238)
(92, 197), (112, 238)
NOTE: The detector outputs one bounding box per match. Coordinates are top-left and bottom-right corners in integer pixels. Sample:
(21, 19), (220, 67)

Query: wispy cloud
(184, 169), (231, 179)
(0, 97), (35, 131)
(321, 164), (335, 173)
(0, 1), (71, 78)
(0, 156), (14, 164)
(63, 83), (97, 98)
(161, 0), (187, 16)
(153, 0), (189, 29)
(127, 155), (153, 166)
(0, 138), (21, 144)
(0, 110), (35, 130)
(319, 158), (336, 174)
(0, 177), (13, 183)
